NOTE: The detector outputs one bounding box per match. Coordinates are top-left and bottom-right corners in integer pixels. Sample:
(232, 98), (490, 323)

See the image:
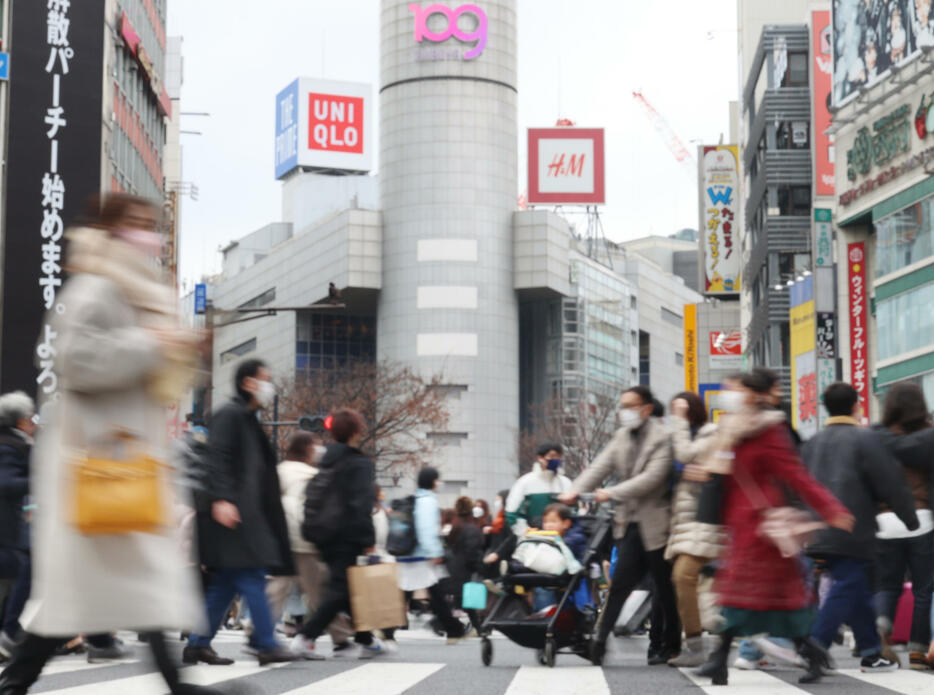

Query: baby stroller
(478, 495), (614, 668)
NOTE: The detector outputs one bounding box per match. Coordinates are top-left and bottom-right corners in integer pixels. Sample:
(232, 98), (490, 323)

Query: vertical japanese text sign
(701, 146), (740, 294)
(684, 304), (698, 392)
(1, 1), (106, 395)
(847, 242), (869, 424)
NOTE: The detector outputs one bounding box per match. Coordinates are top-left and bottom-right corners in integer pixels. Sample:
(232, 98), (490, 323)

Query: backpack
(385, 495), (417, 557)
(301, 463), (344, 548)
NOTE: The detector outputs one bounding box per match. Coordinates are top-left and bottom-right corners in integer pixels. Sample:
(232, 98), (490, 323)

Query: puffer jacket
(664, 420), (725, 560)
(277, 459), (318, 554)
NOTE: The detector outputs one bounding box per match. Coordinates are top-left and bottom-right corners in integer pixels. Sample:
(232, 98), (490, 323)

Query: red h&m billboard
(848, 242), (869, 424)
(813, 10), (834, 195)
(527, 128), (605, 204)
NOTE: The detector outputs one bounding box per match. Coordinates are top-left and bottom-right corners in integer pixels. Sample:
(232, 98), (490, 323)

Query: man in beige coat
(560, 385), (680, 666)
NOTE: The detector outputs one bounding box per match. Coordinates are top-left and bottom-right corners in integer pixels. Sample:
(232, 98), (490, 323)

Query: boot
(797, 637), (831, 684)
(669, 636), (706, 667)
(694, 631), (732, 685)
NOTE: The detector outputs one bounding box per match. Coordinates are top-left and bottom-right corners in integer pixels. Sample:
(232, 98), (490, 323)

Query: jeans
(874, 531), (934, 651)
(811, 557), (880, 657)
(2, 553), (29, 638)
(598, 523), (680, 651)
(188, 567), (278, 651)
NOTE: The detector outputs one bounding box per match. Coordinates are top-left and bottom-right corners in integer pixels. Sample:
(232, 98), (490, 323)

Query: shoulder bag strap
(732, 464), (773, 512)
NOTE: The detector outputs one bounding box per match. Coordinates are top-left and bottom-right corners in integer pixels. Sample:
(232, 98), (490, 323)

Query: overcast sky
(167, 1), (739, 292)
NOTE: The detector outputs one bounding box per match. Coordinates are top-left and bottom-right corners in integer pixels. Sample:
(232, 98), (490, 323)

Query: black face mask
(545, 458), (561, 473)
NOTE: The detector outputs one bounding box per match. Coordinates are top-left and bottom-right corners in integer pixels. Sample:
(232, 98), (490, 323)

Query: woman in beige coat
(0, 195), (208, 695)
(665, 391), (724, 667)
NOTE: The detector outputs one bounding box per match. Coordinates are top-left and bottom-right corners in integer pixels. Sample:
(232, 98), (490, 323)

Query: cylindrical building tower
(378, 0), (518, 500)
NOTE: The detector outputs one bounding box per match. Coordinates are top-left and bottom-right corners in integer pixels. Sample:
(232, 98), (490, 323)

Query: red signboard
(119, 12), (171, 117)
(528, 128), (605, 204)
(709, 330), (742, 356)
(308, 93), (364, 154)
(813, 11), (834, 196)
(848, 242), (869, 424)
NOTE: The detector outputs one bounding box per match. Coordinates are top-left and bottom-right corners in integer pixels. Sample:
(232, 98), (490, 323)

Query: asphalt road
(17, 626), (934, 695)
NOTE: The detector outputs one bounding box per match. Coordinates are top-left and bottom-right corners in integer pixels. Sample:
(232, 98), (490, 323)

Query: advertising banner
(700, 146), (740, 295)
(833, 0), (925, 106)
(527, 128), (605, 204)
(684, 304), (698, 392)
(817, 312), (836, 358)
(1, 0), (105, 395)
(813, 11), (835, 195)
(790, 275), (818, 439)
(708, 330), (742, 370)
(274, 78), (372, 179)
(814, 208), (834, 267)
(817, 358), (837, 428)
(848, 242), (870, 424)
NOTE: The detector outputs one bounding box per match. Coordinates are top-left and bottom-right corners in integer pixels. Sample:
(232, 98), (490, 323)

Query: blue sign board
(274, 79), (300, 179)
(194, 283), (207, 315)
(0, 53), (9, 81)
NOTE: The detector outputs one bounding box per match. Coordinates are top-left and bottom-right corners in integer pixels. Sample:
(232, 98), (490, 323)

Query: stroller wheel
(544, 639), (557, 668)
(481, 638), (493, 666)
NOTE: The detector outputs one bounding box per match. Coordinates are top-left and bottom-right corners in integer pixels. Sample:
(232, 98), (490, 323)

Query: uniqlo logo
(308, 93), (364, 154)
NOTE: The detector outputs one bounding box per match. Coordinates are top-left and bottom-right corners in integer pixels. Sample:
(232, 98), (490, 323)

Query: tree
(519, 393), (619, 479)
(274, 361), (451, 485)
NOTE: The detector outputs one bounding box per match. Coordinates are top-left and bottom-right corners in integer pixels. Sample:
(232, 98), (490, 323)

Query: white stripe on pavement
(837, 667), (934, 694)
(42, 659), (138, 676)
(279, 662), (445, 695)
(504, 666), (610, 695)
(679, 666), (808, 694)
(37, 660), (284, 694)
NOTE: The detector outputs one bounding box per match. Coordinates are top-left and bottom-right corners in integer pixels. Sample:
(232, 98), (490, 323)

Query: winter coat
(373, 507), (389, 552)
(571, 417), (674, 550)
(277, 459), (318, 554)
(313, 443), (376, 558)
(882, 426), (934, 512)
(715, 415), (848, 612)
(196, 396), (293, 575)
(803, 417), (918, 559)
(664, 420), (725, 561)
(563, 520), (588, 561)
(412, 488), (444, 559)
(504, 468), (572, 533)
(21, 273), (201, 636)
(0, 428), (30, 550)
(447, 520), (484, 589)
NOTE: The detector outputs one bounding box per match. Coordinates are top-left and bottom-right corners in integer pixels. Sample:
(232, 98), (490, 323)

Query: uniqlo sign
(527, 128), (606, 204)
(274, 77), (372, 179)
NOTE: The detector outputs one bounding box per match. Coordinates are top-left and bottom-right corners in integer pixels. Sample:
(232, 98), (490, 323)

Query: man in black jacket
(184, 359), (295, 666)
(801, 382), (918, 679)
(291, 408), (385, 659)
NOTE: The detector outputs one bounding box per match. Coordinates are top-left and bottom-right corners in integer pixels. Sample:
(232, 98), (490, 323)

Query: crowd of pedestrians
(3, 193), (934, 692)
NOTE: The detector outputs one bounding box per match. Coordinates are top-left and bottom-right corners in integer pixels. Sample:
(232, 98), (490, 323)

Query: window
(778, 252), (812, 280)
(220, 338), (256, 364)
(782, 51), (808, 87)
(876, 282), (934, 361)
(238, 287), (276, 309)
(630, 296), (637, 309)
(675, 352), (684, 366)
(775, 121), (809, 150)
(427, 384), (469, 399)
(660, 307), (682, 328)
(427, 432), (469, 446)
(875, 194), (934, 278)
(776, 185), (811, 216)
(638, 331), (650, 386)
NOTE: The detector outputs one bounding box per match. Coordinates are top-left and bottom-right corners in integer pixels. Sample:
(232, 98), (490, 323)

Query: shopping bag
(892, 582), (913, 645)
(462, 581), (487, 610)
(347, 562), (406, 632)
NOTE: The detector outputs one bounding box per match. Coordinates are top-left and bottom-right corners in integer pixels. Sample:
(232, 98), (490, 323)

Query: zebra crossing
(22, 632), (934, 695)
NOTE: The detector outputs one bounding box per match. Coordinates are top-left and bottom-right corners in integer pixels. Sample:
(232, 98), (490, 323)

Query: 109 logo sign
(409, 4), (487, 60)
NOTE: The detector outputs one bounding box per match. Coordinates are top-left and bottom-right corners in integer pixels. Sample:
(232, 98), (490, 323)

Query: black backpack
(386, 495), (417, 557)
(301, 463), (344, 548)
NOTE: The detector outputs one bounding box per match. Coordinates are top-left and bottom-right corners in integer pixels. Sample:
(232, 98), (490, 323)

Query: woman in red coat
(692, 371), (853, 685)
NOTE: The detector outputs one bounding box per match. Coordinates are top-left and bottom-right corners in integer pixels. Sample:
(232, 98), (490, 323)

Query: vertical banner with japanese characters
(790, 275), (818, 440)
(684, 303), (698, 392)
(1, 1), (105, 395)
(848, 242), (870, 424)
(699, 145), (740, 295)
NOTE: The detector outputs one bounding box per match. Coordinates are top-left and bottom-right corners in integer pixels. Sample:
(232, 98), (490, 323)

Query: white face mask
(313, 445), (326, 462)
(720, 391), (746, 413)
(618, 408), (643, 429)
(472, 506), (484, 519)
(118, 228), (163, 258)
(493, 499), (503, 514)
(254, 380), (276, 408)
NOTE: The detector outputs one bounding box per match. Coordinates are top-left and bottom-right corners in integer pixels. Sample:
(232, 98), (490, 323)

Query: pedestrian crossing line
(503, 666), (610, 695)
(41, 658), (139, 676)
(37, 660), (288, 694)
(679, 666), (807, 693)
(277, 662), (445, 695)
(836, 667), (934, 694)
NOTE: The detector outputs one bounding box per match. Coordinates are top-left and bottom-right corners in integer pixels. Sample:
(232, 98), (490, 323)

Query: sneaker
(87, 641), (133, 663)
(861, 654), (899, 673)
(359, 637), (386, 659)
(382, 639), (399, 654)
(878, 627), (901, 667)
(289, 635), (324, 661)
(733, 656), (777, 671)
(0, 631), (21, 659)
(752, 637), (810, 669)
(483, 579), (506, 597)
(331, 641), (359, 659)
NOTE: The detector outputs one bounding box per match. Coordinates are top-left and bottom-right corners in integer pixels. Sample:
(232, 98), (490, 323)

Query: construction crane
(632, 90), (695, 167)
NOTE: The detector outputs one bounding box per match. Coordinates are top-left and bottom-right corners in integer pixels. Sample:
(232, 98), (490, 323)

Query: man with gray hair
(0, 392), (36, 660)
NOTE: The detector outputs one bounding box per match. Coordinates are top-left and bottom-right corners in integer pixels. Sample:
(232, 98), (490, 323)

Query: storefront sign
(119, 12), (171, 117)
(813, 11), (835, 195)
(848, 242), (870, 424)
(814, 208), (833, 266)
(708, 330), (742, 370)
(527, 128), (605, 204)
(684, 304), (698, 392)
(409, 4), (487, 60)
(700, 145), (741, 295)
(846, 105), (910, 182)
(816, 312), (836, 358)
(790, 275), (818, 439)
(1, 0), (105, 395)
(839, 142), (934, 206)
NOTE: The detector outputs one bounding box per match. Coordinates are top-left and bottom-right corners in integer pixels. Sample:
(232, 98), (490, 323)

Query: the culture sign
(848, 242), (870, 424)
(700, 145), (740, 295)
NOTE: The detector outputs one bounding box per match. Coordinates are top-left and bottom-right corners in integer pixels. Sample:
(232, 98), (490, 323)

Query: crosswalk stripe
(278, 662), (445, 695)
(836, 667), (934, 694)
(679, 666), (808, 694)
(37, 660), (285, 694)
(41, 659), (139, 676)
(504, 666), (610, 695)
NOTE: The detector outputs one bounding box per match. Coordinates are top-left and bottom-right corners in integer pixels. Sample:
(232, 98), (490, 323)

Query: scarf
(65, 226), (197, 404)
(701, 407), (786, 475)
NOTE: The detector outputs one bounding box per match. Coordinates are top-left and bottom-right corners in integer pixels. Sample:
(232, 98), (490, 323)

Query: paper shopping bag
(347, 562), (406, 632)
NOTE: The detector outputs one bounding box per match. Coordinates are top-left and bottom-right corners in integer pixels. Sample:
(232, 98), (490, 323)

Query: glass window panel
(876, 282), (934, 360)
